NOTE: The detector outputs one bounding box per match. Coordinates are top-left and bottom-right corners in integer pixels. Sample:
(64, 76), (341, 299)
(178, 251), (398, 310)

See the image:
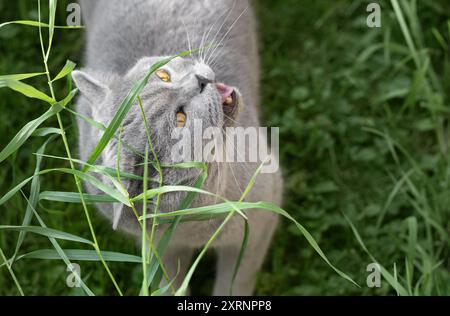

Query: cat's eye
(176, 111), (186, 128)
(156, 69), (171, 82)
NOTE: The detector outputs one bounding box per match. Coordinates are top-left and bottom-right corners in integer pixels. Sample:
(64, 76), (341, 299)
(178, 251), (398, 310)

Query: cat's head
(72, 57), (241, 230)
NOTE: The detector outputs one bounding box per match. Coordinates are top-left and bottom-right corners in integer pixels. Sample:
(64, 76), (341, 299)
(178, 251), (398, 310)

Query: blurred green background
(0, 0), (449, 295)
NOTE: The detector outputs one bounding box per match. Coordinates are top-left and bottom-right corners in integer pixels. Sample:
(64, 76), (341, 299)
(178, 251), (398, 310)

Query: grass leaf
(12, 136), (56, 264)
(345, 214), (408, 295)
(52, 60), (76, 82)
(0, 20), (83, 29)
(18, 193), (95, 296)
(0, 72), (46, 80)
(47, 0), (57, 60)
(3, 249), (141, 264)
(39, 191), (119, 204)
(0, 105), (63, 164)
(0, 79), (54, 103)
(1, 167), (131, 208)
(0, 226), (93, 245)
(32, 128), (62, 137)
(143, 164), (208, 294)
(41, 168), (131, 207)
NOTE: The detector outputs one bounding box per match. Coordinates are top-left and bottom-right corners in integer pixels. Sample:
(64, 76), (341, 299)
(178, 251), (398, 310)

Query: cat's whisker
(219, 132), (245, 195)
(181, 18), (193, 59)
(201, 1), (236, 63)
(204, 0), (237, 64)
(210, 61), (225, 72)
(228, 161), (244, 196)
(200, 10), (228, 63)
(223, 141), (253, 182)
(193, 17), (205, 61)
(207, 5), (249, 66)
(207, 7), (249, 63)
(199, 28), (209, 63)
(208, 49), (226, 70)
(223, 113), (240, 126)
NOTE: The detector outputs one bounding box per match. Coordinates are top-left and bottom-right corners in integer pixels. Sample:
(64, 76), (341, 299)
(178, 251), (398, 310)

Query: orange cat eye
(155, 69), (171, 82)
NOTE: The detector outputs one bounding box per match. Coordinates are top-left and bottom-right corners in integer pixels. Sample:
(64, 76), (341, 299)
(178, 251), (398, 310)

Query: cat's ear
(72, 70), (109, 104)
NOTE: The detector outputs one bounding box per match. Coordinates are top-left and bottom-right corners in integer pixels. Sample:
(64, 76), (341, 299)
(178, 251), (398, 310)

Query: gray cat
(73, 0), (283, 296)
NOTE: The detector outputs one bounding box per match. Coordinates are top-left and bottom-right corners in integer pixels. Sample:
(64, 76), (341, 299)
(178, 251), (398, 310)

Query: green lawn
(1, 0), (449, 295)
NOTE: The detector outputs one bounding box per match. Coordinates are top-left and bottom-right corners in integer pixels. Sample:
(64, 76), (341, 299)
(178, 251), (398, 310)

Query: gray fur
(74, 0), (283, 295)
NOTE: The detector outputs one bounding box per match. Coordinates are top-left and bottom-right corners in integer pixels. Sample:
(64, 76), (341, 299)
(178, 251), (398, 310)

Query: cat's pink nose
(216, 83), (234, 105)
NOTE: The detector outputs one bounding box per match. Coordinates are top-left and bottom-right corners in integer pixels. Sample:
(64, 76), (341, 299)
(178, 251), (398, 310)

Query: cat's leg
(213, 213), (278, 296)
(159, 246), (194, 295)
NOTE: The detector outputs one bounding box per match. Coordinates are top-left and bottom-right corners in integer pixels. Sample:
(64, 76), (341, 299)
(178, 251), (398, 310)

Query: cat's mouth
(216, 83), (239, 121)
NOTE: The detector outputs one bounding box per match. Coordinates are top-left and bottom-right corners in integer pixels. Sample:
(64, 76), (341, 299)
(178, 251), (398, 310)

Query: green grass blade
(0, 247), (24, 295)
(376, 169), (415, 228)
(151, 267), (179, 296)
(133, 185), (247, 219)
(151, 280), (175, 296)
(0, 79), (54, 103)
(3, 249), (142, 264)
(176, 161), (265, 295)
(174, 199), (361, 288)
(52, 60), (76, 82)
(0, 72), (46, 80)
(178, 161), (357, 294)
(0, 20), (83, 29)
(65, 107), (106, 130)
(141, 145), (150, 296)
(0, 176), (33, 206)
(345, 214), (408, 294)
(35, 153), (149, 181)
(35, 153), (157, 184)
(12, 136), (56, 264)
(405, 216), (418, 293)
(40, 168), (131, 206)
(175, 212), (235, 296)
(141, 201), (263, 220)
(230, 221), (249, 295)
(46, 0), (57, 60)
(19, 193), (95, 296)
(391, 0), (420, 68)
(39, 191), (119, 204)
(155, 213), (227, 224)
(143, 165), (208, 294)
(32, 127), (62, 137)
(393, 262), (400, 296)
(0, 88), (77, 164)
(1, 167), (131, 208)
(0, 226), (93, 245)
